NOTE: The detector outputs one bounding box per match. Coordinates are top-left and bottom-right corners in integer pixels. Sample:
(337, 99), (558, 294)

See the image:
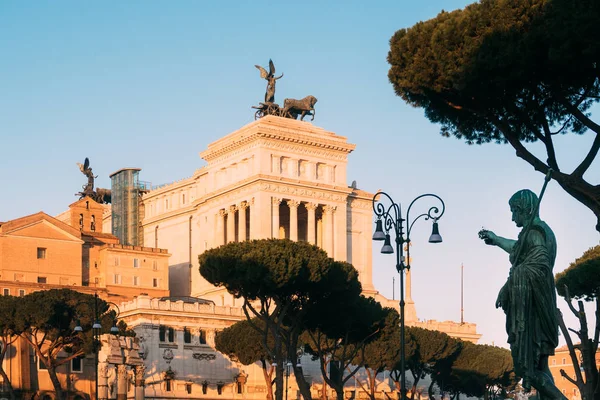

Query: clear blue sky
(1, 1), (598, 347)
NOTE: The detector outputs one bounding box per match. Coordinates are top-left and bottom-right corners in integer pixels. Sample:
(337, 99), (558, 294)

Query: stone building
(548, 345), (600, 400)
(55, 196), (170, 302)
(135, 115), (480, 342)
(0, 197), (170, 399)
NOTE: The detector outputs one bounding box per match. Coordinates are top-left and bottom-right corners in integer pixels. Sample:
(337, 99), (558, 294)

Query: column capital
(305, 202), (318, 211)
(272, 197), (283, 206)
(323, 205), (337, 214)
(287, 199), (300, 209)
(238, 201), (249, 210)
(218, 209), (227, 218)
(228, 205), (237, 214)
(117, 364), (128, 378)
(99, 362), (109, 378)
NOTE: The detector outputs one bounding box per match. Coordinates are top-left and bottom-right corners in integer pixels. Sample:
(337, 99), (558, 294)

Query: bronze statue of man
(479, 189), (566, 400)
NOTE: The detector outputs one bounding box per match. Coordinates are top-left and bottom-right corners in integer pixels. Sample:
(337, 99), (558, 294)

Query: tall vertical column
(216, 210), (226, 246)
(98, 362), (109, 400)
(305, 203), (317, 245)
(117, 364), (127, 400)
(323, 205), (336, 256)
(227, 205), (237, 243)
(238, 201), (248, 241)
(134, 365), (146, 400)
(272, 197), (282, 239)
(287, 200), (300, 241)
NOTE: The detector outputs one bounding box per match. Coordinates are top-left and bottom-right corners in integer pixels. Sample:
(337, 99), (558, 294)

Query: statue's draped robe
(497, 219), (558, 385)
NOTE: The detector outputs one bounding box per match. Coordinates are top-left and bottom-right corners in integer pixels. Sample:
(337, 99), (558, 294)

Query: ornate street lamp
(372, 191), (445, 400)
(74, 293), (121, 400)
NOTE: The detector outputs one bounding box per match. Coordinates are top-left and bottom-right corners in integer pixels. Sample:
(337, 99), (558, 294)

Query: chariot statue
(252, 59), (318, 121)
(76, 157), (111, 204)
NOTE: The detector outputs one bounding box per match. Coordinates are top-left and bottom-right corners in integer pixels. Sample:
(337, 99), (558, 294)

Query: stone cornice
(201, 117), (355, 164)
(198, 176), (354, 209)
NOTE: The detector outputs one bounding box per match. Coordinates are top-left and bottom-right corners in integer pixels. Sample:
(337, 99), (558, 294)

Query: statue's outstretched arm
(479, 229), (516, 254)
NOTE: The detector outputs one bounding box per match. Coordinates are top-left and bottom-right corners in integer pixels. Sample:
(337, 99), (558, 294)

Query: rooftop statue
(76, 157), (112, 204)
(252, 60), (318, 121)
(255, 59), (283, 104)
(479, 172), (566, 400)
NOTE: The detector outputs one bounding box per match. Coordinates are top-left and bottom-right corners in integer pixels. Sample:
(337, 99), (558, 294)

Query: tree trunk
(0, 365), (16, 400)
(428, 380), (435, 400)
(261, 362), (275, 400)
(293, 366), (312, 400)
(334, 384), (345, 400)
(47, 365), (65, 400)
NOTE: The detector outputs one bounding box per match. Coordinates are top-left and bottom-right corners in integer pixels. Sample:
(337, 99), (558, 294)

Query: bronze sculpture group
(76, 157), (111, 204)
(252, 59), (318, 121)
(479, 172), (566, 400)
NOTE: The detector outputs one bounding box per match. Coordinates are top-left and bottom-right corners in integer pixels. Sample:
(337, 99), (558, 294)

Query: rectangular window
(562, 358), (566, 364)
(133, 258), (140, 268)
(18, 289), (25, 297)
(168, 327), (174, 343)
(2, 289), (9, 296)
(37, 277), (47, 284)
(153, 260), (158, 270)
(113, 274), (121, 284)
(37, 247), (46, 259)
(184, 327), (191, 344)
(94, 277), (100, 284)
(71, 356), (83, 373)
(114, 256), (120, 266)
(133, 276), (139, 286)
(38, 358), (47, 370)
(186, 383), (192, 394)
(153, 278), (158, 288)
(182, 194), (186, 205)
(159, 325), (166, 342)
(199, 330), (207, 345)
(165, 380), (172, 392)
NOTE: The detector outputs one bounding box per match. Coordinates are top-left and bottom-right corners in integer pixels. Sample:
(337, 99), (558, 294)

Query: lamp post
(372, 191), (445, 400)
(74, 293), (121, 400)
(272, 359), (300, 400)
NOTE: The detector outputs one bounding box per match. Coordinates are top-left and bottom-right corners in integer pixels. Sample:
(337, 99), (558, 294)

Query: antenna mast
(461, 263), (464, 324)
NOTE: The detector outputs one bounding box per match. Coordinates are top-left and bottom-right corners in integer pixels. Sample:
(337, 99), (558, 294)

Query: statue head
(509, 189), (539, 227)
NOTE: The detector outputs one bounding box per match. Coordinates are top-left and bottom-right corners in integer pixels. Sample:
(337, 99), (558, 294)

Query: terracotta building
(0, 196), (170, 399)
(55, 196), (170, 302)
(549, 345), (600, 400)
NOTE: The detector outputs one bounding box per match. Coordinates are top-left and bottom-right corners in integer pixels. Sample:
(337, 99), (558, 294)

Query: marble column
(238, 201), (248, 241)
(323, 205), (336, 256)
(287, 200), (300, 241)
(305, 202), (317, 245)
(116, 364), (127, 400)
(272, 197), (282, 239)
(227, 205), (237, 243)
(216, 209), (226, 246)
(98, 362), (109, 400)
(134, 365), (146, 400)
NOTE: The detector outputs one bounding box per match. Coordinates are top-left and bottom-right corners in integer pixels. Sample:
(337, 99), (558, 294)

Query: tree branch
(562, 102), (600, 177)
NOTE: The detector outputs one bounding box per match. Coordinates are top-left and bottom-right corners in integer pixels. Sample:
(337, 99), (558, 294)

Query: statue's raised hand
(478, 229), (498, 246)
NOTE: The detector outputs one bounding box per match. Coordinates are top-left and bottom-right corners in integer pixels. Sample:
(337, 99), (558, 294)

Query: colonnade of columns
(214, 197), (337, 256)
(98, 363), (146, 400)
